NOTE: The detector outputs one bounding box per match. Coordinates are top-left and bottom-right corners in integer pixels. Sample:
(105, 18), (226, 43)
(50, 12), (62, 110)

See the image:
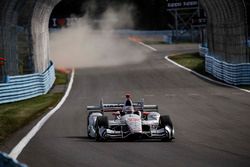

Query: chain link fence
(200, 0), (249, 64)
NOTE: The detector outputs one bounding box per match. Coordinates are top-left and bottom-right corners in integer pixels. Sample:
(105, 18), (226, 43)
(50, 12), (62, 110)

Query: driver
(121, 94), (134, 115)
(125, 94), (133, 106)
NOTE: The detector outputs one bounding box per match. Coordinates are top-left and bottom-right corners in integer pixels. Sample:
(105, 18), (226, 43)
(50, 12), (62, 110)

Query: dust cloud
(49, 5), (148, 69)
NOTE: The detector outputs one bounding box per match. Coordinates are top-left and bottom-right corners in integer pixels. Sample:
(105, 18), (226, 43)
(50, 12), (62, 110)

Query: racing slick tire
(87, 111), (103, 138)
(95, 116), (109, 142)
(159, 115), (174, 142)
(87, 114), (92, 138)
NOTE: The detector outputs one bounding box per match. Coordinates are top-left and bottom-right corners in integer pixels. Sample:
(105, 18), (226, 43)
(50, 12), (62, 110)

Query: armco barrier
(199, 44), (250, 85)
(205, 55), (250, 85)
(199, 44), (208, 57)
(0, 152), (27, 167)
(0, 62), (55, 104)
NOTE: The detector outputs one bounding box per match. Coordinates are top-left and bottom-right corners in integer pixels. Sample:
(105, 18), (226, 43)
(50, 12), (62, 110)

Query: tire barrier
(0, 62), (55, 104)
(0, 152), (27, 167)
(205, 55), (250, 85)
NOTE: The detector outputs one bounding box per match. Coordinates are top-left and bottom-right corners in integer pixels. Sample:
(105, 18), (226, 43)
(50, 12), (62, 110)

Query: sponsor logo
(127, 118), (140, 122)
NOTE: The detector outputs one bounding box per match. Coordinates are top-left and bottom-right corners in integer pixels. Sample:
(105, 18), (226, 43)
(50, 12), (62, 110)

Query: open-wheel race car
(86, 99), (175, 141)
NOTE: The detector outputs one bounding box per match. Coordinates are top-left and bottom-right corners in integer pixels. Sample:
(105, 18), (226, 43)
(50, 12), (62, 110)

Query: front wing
(97, 124), (173, 140)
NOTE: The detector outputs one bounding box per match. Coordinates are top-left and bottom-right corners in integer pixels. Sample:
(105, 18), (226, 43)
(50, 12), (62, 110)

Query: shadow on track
(64, 136), (175, 143)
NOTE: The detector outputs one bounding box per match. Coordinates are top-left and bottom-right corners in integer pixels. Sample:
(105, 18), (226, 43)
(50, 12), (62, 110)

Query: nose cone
(125, 114), (142, 133)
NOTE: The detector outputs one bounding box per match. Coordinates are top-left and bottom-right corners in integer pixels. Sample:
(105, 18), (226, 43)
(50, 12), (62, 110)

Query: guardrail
(0, 62), (55, 104)
(0, 152), (27, 167)
(205, 55), (250, 85)
(199, 44), (208, 57)
(199, 44), (250, 85)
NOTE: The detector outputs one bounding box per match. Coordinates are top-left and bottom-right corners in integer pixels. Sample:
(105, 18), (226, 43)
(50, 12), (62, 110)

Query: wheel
(87, 113), (93, 138)
(160, 115), (173, 129)
(95, 116), (109, 141)
(96, 116), (109, 128)
(87, 111), (103, 139)
(87, 128), (92, 138)
(87, 114), (91, 138)
(160, 115), (174, 142)
(95, 126), (101, 141)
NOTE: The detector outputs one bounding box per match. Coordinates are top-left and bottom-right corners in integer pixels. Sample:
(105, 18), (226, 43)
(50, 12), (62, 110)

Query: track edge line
(165, 55), (250, 93)
(9, 69), (75, 159)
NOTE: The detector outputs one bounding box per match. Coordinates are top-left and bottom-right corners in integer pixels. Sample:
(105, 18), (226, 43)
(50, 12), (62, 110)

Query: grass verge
(169, 53), (206, 75)
(169, 53), (250, 90)
(143, 41), (167, 45)
(55, 70), (68, 85)
(0, 70), (68, 143)
(239, 85), (250, 90)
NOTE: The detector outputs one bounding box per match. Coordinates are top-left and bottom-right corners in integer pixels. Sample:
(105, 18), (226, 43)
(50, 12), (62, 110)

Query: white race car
(86, 99), (175, 141)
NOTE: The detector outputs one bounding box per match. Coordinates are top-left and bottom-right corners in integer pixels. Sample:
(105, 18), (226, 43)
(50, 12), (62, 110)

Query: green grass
(0, 70), (68, 143)
(55, 70), (68, 85)
(0, 93), (63, 143)
(143, 41), (167, 45)
(169, 53), (206, 75)
(169, 53), (250, 90)
(239, 85), (250, 90)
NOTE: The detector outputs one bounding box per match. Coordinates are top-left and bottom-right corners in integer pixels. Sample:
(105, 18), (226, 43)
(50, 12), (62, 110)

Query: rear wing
(87, 99), (158, 113)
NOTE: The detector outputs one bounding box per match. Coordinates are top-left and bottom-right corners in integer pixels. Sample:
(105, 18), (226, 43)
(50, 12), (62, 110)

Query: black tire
(87, 112), (102, 138)
(87, 127), (93, 139)
(95, 125), (101, 141)
(87, 129), (92, 138)
(95, 116), (109, 141)
(96, 116), (109, 128)
(86, 113), (93, 139)
(160, 115), (174, 142)
(87, 114), (91, 138)
(160, 115), (173, 129)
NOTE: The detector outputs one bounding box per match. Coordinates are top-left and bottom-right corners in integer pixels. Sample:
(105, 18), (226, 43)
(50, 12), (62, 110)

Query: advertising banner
(166, 0), (198, 10)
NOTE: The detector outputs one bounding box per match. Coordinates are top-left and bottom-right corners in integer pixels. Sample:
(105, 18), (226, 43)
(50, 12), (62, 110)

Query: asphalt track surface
(11, 43), (250, 166)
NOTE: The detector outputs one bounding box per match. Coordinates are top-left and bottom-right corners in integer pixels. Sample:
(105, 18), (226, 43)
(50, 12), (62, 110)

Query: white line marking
(9, 69), (75, 159)
(165, 94), (176, 97)
(144, 94), (155, 97)
(138, 42), (157, 52)
(188, 93), (200, 96)
(231, 92), (244, 95)
(210, 93), (222, 96)
(165, 56), (250, 93)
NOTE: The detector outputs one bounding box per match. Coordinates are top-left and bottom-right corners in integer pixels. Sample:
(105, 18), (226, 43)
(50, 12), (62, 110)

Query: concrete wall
(0, 0), (60, 76)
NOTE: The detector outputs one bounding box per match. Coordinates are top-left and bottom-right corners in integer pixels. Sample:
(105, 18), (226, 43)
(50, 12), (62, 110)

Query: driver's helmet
(123, 106), (134, 114)
(125, 94), (130, 98)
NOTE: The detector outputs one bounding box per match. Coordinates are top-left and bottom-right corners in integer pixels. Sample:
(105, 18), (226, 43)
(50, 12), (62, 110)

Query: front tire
(160, 115), (173, 129)
(160, 115), (174, 142)
(95, 116), (109, 142)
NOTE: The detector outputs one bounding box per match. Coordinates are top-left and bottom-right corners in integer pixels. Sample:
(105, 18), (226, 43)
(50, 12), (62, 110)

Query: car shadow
(64, 136), (175, 143)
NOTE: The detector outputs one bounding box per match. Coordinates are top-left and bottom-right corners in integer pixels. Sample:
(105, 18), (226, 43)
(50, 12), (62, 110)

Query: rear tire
(95, 116), (109, 142)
